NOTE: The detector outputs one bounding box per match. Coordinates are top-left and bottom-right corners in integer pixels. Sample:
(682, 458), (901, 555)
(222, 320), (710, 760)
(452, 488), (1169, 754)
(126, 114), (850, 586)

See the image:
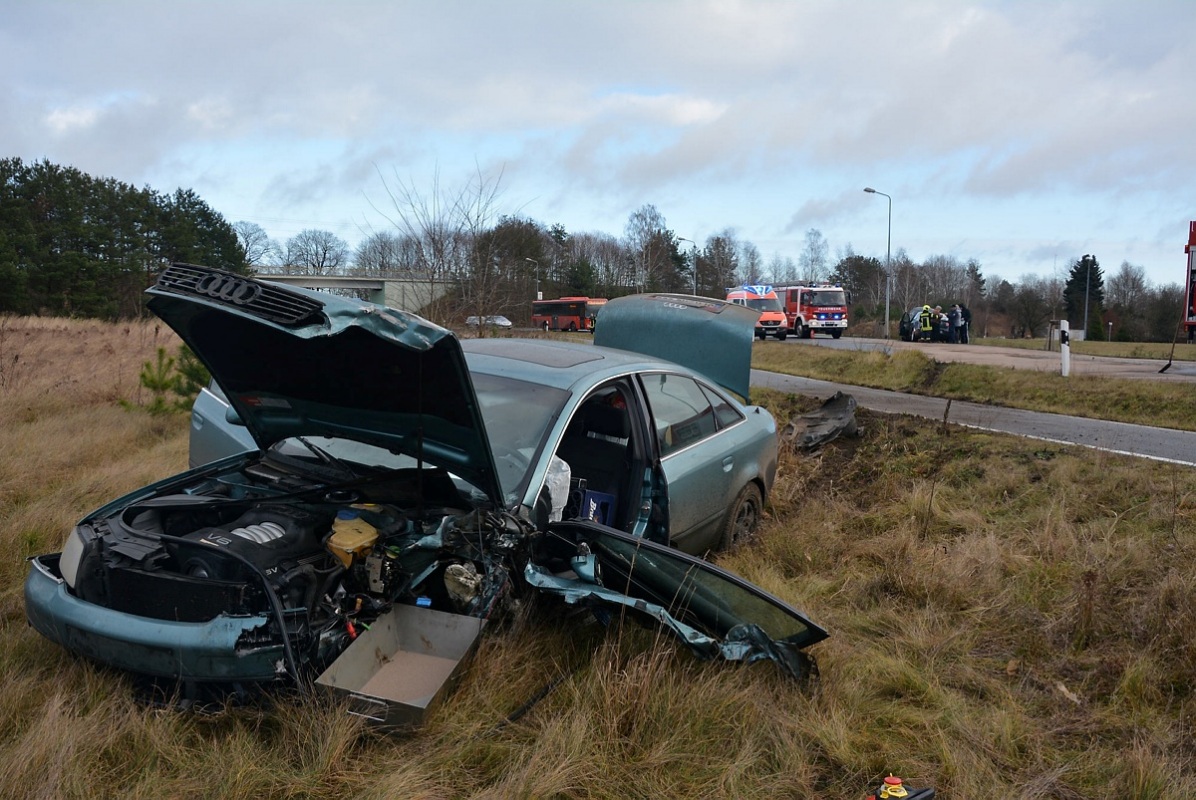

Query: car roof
(462, 338), (697, 393)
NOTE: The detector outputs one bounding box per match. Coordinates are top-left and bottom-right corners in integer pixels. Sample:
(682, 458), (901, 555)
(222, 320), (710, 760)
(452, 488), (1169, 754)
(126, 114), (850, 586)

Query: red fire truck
(775, 283), (849, 339)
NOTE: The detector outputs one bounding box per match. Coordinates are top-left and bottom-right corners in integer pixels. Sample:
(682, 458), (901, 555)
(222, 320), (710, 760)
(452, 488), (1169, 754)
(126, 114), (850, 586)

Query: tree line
(1, 159), (1185, 340)
(0, 158), (246, 318)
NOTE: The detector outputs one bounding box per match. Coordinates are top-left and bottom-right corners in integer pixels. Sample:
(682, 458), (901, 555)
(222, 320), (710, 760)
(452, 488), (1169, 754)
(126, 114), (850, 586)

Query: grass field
(2, 316), (1196, 797)
(752, 341), (1196, 432)
(972, 336), (1196, 362)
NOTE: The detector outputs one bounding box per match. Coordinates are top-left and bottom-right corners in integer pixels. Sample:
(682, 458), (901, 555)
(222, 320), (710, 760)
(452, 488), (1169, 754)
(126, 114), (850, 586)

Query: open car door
(526, 520), (827, 679)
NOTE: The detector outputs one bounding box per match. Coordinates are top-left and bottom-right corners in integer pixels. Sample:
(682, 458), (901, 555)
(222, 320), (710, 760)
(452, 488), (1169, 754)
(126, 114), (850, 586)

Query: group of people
(916, 303), (971, 344)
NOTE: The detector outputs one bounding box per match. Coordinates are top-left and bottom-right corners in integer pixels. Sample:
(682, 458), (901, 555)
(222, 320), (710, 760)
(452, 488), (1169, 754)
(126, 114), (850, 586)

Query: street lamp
(525, 258), (540, 301)
(864, 187), (892, 338)
(1081, 254), (1094, 341)
(676, 237), (696, 294)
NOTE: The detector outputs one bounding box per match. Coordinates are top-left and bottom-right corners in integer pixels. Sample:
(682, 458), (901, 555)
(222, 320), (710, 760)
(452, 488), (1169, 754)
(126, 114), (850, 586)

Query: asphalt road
(783, 334), (1196, 382)
(753, 338), (1196, 466)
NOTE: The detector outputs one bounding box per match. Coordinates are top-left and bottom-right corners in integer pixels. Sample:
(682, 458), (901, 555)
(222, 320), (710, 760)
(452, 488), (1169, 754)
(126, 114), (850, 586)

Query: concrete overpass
(258, 274), (453, 314)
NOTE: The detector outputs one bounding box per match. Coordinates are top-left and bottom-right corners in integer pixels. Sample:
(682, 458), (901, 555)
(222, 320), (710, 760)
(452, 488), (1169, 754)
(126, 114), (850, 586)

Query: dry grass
(2, 317), (1196, 797)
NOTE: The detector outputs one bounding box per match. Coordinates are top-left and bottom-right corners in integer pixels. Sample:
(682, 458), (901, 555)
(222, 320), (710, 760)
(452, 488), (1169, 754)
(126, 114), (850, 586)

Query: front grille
(154, 264), (325, 326)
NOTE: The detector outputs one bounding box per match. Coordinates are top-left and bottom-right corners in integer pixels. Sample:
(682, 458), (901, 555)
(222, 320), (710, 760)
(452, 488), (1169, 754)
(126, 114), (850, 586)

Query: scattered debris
(780, 391), (859, 450)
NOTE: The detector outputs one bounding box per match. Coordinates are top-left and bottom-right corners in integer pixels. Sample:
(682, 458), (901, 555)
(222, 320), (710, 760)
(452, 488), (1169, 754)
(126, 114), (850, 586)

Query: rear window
(642, 373), (719, 456)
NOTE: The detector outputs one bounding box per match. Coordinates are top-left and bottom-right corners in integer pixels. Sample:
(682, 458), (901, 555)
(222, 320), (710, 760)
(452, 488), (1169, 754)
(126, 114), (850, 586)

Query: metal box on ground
(316, 603), (484, 730)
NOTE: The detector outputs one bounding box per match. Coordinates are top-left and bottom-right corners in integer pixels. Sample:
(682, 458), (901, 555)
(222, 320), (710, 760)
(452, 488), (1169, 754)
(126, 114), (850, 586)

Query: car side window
(642, 373), (719, 456)
(701, 383), (744, 429)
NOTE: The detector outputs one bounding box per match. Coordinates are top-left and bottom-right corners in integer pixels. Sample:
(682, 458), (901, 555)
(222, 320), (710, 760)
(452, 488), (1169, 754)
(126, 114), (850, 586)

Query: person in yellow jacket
(918, 304), (933, 341)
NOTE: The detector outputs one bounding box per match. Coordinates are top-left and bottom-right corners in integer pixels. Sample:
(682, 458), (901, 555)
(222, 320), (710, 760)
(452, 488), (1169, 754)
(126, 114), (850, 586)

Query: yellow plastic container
(329, 510), (378, 567)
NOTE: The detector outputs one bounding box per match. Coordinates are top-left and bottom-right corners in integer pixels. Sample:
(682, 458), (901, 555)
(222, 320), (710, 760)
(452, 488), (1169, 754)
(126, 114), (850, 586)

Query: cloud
(4, 0), (1195, 287)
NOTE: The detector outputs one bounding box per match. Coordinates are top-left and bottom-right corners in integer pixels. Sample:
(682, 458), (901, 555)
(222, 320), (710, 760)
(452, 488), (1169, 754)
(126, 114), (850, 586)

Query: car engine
(61, 457), (527, 677)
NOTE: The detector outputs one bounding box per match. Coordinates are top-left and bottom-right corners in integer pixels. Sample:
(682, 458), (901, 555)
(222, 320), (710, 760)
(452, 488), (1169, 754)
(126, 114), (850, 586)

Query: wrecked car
(24, 264), (826, 721)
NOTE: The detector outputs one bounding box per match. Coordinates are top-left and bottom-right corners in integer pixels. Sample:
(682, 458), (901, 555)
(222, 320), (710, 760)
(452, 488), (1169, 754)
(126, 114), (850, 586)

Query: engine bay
(62, 453), (531, 678)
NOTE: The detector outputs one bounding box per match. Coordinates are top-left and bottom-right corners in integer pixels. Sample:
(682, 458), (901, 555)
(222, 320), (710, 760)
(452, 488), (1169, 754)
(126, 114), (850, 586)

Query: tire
(801, 325), (812, 339)
(719, 483), (762, 551)
(776, 331), (787, 341)
(568, 322), (577, 332)
(831, 330), (842, 340)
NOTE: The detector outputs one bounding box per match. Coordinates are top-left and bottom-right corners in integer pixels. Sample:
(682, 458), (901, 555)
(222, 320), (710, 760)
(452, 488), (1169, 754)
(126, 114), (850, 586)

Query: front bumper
(25, 554), (286, 682)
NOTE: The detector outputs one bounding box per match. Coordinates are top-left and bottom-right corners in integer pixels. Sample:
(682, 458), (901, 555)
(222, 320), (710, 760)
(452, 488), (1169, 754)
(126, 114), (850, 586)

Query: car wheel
(776, 331), (787, 341)
(801, 326), (812, 339)
(568, 322), (577, 332)
(719, 483), (762, 551)
(831, 330), (842, 340)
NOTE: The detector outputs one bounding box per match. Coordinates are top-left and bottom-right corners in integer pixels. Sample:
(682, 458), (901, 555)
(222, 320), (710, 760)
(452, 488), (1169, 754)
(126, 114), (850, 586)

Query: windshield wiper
(292, 436), (362, 480)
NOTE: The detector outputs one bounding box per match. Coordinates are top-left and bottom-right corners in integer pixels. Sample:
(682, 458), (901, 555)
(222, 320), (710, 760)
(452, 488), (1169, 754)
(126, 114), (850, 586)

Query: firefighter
(918, 305), (933, 341)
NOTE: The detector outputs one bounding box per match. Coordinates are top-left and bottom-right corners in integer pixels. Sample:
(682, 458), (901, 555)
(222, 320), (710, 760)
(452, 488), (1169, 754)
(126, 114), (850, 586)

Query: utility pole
(1081, 254), (1094, 340)
(864, 188), (892, 338)
(676, 237), (696, 294)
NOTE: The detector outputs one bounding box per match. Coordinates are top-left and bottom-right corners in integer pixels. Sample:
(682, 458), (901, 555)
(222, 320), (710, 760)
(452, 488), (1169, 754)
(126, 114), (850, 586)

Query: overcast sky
(5, 0), (1194, 288)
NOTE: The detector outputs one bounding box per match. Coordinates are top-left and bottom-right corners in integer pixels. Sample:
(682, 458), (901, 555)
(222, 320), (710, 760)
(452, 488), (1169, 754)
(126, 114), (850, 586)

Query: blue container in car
(581, 490), (615, 526)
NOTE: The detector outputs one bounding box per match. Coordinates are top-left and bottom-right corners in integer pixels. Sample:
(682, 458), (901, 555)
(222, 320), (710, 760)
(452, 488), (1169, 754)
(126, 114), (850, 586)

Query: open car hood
(146, 264), (503, 506)
(593, 294), (757, 400)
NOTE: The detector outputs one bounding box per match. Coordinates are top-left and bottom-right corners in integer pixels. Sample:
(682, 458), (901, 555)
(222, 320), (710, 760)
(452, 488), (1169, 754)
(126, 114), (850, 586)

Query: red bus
(532, 296), (607, 332)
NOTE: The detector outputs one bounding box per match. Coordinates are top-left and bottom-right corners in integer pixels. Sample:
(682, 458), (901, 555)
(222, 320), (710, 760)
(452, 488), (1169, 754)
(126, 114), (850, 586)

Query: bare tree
(233, 221), (280, 270)
(799, 228), (829, 282)
(1144, 282), (1185, 342)
(284, 229), (350, 275)
(738, 241), (762, 284)
(766, 254), (786, 285)
(888, 249), (919, 312)
(1009, 274), (1055, 338)
(1107, 260), (1150, 340)
(370, 164), (507, 326)
(623, 204), (671, 291)
(702, 230), (740, 295)
(921, 254), (969, 303)
(353, 230), (421, 275)
(572, 231), (629, 296)
(1107, 261), (1148, 309)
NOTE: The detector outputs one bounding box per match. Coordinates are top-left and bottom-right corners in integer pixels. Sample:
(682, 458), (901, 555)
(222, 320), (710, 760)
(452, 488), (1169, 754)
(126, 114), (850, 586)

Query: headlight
(59, 525), (93, 589)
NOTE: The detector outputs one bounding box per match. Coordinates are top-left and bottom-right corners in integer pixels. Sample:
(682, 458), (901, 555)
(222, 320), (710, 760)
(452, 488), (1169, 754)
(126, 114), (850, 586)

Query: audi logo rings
(195, 274), (262, 305)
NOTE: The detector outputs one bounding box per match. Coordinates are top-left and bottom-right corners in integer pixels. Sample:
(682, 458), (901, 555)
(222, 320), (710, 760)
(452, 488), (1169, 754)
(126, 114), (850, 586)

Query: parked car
(465, 314), (513, 329)
(25, 264), (825, 697)
(898, 306), (925, 341)
(189, 380), (254, 468)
